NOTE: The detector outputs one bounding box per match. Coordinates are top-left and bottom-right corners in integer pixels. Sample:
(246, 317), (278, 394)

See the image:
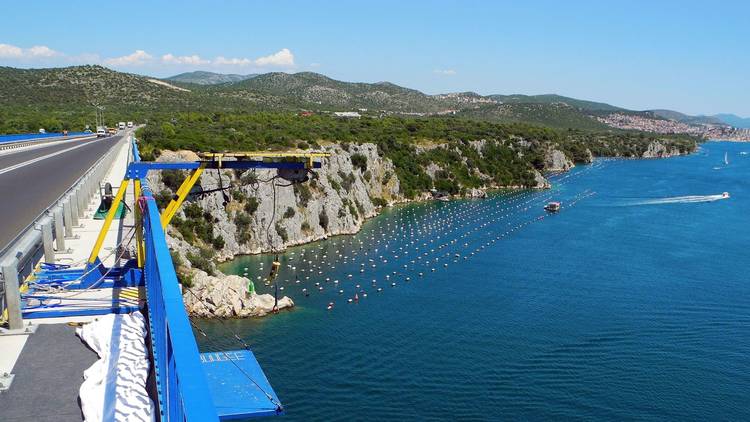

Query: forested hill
(0, 65), (643, 132)
(0, 65), (727, 135)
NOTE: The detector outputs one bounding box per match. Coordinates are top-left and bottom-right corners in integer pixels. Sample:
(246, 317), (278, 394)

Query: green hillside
(455, 103), (610, 130)
(165, 71), (257, 85)
(489, 94), (623, 112)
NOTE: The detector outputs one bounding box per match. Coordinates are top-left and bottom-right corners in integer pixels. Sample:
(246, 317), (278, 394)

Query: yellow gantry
(160, 164), (206, 229)
(87, 150), (330, 267)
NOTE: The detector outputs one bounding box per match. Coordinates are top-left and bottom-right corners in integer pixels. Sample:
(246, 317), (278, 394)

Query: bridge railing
(1, 136), (126, 330)
(0, 131), (89, 144)
(134, 140), (218, 422)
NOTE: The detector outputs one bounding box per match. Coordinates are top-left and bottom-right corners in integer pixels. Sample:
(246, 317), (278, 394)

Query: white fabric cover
(76, 311), (154, 422)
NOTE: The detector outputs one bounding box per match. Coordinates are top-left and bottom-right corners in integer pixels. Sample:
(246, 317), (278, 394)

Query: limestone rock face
(150, 143), (402, 260)
(545, 148), (575, 171)
(149, 141), (553, 267)
(533, 170), (551, 189)
(466, 188), (488, 198)
(183, 269), (294, 318)
(642, 140), (682, 158)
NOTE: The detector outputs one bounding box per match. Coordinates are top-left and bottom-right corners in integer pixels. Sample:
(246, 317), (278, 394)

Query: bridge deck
(0, 324), (96, 422)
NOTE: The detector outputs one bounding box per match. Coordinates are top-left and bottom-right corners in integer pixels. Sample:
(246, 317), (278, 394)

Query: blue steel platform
(201, 350), (284, 420)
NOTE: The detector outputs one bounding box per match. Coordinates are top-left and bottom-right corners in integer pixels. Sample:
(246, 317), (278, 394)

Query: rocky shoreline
(153, 139), (690, 318)
(183, 270), (294, 318)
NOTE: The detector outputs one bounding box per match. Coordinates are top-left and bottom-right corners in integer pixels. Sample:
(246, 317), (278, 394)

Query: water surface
(204, 142), (750, 421)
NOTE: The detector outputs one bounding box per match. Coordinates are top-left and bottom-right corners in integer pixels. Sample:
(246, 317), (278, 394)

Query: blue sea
(203, 141), (750, 421)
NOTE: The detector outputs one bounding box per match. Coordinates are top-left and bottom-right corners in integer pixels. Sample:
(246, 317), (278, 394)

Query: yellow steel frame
(87, 151), (329, 267)
(160, 164), (206, 229)
(87, 179), (130, 264)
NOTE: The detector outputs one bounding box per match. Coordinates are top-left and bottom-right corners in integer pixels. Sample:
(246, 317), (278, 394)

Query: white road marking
(0, 138), (105, 176)
(0, 135), (97, 158)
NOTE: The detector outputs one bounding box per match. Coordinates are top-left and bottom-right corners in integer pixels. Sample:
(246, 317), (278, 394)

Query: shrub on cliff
(319, 210), (329, 229)
(275, 222), (289, 242)
(372, 197), (387, 207)
(161, 169), (185, 191)
(244, 197), (259, 214)
(351, 153), (368, 173)
(294, 184), (312, 206)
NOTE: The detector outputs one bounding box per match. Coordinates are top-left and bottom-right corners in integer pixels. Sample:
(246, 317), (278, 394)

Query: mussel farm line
(226, 161), (605, 312)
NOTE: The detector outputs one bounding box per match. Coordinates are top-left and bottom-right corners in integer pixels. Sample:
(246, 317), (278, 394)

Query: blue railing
(135, 140), (219, 422)
(0, 131), (89, 144)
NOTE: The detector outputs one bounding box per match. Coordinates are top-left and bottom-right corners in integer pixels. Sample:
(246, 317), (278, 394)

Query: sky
(1, 0), (748, 116)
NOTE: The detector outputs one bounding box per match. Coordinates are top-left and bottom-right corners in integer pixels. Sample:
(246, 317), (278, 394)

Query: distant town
(597, 113), (750, 141)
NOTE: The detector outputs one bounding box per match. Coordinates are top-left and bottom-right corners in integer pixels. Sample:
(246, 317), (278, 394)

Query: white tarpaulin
(76, 311), (154, 422)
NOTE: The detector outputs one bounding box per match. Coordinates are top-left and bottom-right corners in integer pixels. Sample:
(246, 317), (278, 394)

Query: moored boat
(544, 201), (561, 212)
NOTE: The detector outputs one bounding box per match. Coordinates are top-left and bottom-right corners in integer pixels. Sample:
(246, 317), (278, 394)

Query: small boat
(725, 152), (729, 165)
(722, 192), (730, 199)
(544, 201), (561, 212)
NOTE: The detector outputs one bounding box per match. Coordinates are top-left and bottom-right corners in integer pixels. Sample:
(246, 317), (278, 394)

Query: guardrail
(133, 141), (218, 422)
(0, 136), (127, 330)
(0, 131), (89, 144)
(0, 133), (96, 152)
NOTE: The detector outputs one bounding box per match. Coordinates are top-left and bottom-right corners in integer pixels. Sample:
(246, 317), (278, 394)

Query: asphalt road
(0, 133), (125, 249)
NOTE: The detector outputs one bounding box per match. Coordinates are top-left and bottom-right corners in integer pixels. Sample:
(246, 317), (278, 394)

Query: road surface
(0, 133), (125, 249)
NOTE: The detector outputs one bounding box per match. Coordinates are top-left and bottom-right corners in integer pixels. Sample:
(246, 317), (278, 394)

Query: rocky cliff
(545, 148), (576, 171)
(150, 143), (401, 265)
(641, 140), (684, 158)
(146, 138), (690, 318)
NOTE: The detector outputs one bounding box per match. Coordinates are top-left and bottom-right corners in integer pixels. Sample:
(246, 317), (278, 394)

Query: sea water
(203, 141), (750, 420)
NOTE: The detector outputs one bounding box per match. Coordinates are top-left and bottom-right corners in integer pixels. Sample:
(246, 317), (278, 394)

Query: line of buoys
(237, 163), (606, 312)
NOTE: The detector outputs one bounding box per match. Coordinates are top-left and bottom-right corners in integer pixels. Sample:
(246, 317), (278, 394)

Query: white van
(127, 121), (134, 128)
(118, 122), (126, 130)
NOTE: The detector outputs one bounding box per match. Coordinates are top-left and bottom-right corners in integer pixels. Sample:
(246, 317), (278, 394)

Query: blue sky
(1, 0), (748, 116)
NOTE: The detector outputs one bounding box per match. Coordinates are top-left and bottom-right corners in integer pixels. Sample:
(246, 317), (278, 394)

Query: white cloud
(27, 45), (60, 57)
(434, 69), (457, 76)
(0, 42), (299, 70)
(212, 48), (295, 68)
(0, 43), (24, 58)
(254, 48), (294, 67)
(104, 50), (153, 66)
(0, 43), (60, 59)
(213, 55), (253, 66)
(161, 53), (209, 65)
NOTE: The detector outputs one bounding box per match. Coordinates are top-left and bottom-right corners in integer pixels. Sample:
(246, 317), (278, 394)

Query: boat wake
(629, 193), (729, 206)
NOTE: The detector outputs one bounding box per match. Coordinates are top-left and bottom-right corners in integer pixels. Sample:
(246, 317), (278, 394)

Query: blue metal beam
(126, 160), (321, 179)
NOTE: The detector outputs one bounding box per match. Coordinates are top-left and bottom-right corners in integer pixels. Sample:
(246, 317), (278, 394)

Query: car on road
(96, 126), (107, 137)
(127, 121), (134, 128)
